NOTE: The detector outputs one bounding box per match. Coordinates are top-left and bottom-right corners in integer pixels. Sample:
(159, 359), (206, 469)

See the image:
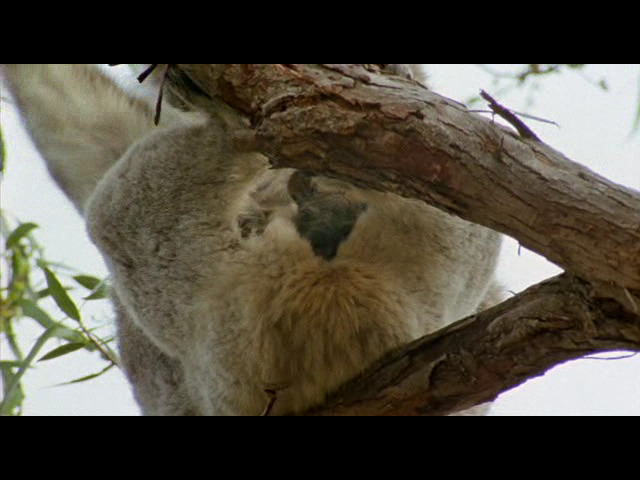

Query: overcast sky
(1, 64), (639, 415)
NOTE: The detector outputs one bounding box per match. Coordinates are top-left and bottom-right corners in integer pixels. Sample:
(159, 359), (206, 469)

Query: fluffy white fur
(4, 64), (501, 415)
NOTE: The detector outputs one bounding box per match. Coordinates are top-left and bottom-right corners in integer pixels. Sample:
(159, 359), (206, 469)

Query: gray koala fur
(3, 64), (501, 415)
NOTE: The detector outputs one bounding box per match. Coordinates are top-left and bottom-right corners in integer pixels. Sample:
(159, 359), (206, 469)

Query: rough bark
(167, 64), (640, 415)
(311, 274), (640, 415)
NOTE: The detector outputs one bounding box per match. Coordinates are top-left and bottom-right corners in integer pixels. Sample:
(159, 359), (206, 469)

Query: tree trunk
(168, 64), (640, 415)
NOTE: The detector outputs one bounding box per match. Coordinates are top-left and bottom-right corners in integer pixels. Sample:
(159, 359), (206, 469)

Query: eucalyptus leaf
(0, 366), (24, 415)
(61, 363), (116, 385)
(73, 275), (102, 290)
(10, 244), (28, 278)
(5, 222), (39, 249)
(41, 266), (81, 321)
(34, 288), (51, 299)
(17, 298), (56, 326)
(0, 360), (24, 369)
(0, 325), (65, 415)
(84, 285), (109, 300)
(39, 342), (88, 362)
(73, 275), (109, 300)
(17, 299), (86, 344)
(18, 298), (95, 351)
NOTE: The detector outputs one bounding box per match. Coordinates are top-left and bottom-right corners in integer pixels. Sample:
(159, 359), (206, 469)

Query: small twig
(480, 90), (541, 141)
(108, 64), (170, 125)
(261, 389), (278, 416)
(152, 64), (171, 126)
(75, 315), (119, 366)
(469, 109), (559, 128)
(136, 64), (158, 83)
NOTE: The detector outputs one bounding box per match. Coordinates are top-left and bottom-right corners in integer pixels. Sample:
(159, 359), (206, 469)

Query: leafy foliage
(476, 64), (607, 96)
(467, 64), (640, 137)
(0, 214), (118, 416)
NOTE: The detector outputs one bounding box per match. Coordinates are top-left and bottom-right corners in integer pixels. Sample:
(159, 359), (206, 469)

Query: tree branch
(166, 64), (640, 414)
(175, 64), (640, 294)
(309, 274), (640, 415)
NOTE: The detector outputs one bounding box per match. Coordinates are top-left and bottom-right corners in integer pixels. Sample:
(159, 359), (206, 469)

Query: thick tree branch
(309, 274), (640, 415)
(165, 64), (640, 414)
(174, 64), (640, 299)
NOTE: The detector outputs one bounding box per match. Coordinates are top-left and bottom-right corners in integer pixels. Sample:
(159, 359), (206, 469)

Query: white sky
(1, 64), (639, 416)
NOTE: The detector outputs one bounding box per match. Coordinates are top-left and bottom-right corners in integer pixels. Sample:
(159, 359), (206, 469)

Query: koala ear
(3, 64), (157, 212)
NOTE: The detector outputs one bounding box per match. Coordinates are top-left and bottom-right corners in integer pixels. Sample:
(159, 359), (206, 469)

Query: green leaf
(84, 285), (109, 300)
(0, 360), (24, 369)
(9, 244), (29, 280)
(34, 288), (51, 299)
(73, 275), (102, 290)
(0, 325), (64, 415)
(17, 298), (56, 326)
(61, 363), (116, 385)
(38, 342), (88, 362)
(73, 275), (109, 300)
(18, 299), (93, 346)
(5, 222), (39, 249)
(0, 363), (24, 415)
(41, 266), (81, 321)
(65, 372), (105, 384)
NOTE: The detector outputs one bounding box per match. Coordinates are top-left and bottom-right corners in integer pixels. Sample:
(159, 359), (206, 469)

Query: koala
(3, 64), (501, 415)
(379, 64), (427, 84)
